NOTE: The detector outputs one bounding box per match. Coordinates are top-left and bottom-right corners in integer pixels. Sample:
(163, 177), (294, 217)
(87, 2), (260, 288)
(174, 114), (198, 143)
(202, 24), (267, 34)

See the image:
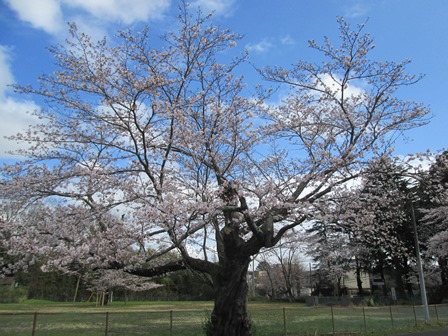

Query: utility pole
(409, 198), (430, 321)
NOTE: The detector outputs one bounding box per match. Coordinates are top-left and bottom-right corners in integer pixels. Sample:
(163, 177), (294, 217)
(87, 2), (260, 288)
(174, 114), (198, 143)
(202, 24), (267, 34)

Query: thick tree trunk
(355, 264), (365, 296)
(355, 256), (365, 296)
(380, 267), (388, 296)
(393, 257), (406, 298)
(210, 258), (252, 336)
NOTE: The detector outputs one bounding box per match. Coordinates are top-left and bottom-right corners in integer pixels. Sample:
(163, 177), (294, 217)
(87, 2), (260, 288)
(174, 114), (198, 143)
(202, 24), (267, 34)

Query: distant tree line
(2, 264), (214, 302)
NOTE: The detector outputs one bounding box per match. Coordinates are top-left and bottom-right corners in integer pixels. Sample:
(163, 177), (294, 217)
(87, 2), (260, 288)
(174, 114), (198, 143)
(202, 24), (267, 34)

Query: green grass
(0, 300), (447, 336)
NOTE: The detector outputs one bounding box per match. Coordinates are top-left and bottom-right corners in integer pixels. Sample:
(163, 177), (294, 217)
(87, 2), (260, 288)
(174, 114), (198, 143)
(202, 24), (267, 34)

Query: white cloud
(0, 98), (40, 157)
(246, 39), (273, 54)
(317, 73), (365, 99)
(5, 0), (64, 34)
(5, 0), (172, 36)
(0, 46), (40, 158)
(192, 0), (236, 16)
(69, 15), (109, 42)
(343, 2), (370, 19)
(64, 0), (171, 24)
(0, 46), (14, 93)
(280, 35), (296, 46)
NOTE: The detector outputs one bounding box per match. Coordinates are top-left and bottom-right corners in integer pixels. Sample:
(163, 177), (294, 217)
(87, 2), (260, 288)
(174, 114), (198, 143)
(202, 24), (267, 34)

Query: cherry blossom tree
(0, 4), (430, 335)
(257, 234), (306, 301)
(306, 210), (355, 296)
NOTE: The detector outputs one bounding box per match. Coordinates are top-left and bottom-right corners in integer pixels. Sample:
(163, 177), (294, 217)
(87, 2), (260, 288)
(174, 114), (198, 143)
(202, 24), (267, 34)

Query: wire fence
(0, 304), (447, 336)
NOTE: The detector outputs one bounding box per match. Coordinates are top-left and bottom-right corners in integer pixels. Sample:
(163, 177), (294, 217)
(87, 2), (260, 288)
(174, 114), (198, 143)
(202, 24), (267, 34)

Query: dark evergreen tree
(306, 157), (418, 298)
(417, 151), (448, 303)
(349, 157), (416, 298)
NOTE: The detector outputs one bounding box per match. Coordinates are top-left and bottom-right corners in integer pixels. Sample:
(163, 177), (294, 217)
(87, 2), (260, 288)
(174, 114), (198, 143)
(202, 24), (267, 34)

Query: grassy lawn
(0, 300), (447, 336)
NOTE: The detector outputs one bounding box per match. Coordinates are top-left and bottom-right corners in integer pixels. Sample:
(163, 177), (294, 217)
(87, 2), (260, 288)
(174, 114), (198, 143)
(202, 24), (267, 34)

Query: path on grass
(392, 328), (448, 336)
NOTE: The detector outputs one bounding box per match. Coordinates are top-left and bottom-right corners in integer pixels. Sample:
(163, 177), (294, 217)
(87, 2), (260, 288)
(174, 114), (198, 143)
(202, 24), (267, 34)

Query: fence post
(412, 305), (417, 327)
(169, 310), (173, 336)
(434, 305), (439, 323)
(389, 305), (394, 329)
(283, 307), (287, 336)
(362, 307), (367, 333)
(330, 305), (335, 334)
(105, 312), (109, 336)
(31, 312), (38, 336)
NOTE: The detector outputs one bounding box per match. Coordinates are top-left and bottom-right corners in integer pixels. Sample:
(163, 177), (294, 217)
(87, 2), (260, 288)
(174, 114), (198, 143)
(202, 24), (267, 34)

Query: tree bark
(355, 261), (365, 296)
(210, 257), (253, 336)
(393, 257), (406, 298)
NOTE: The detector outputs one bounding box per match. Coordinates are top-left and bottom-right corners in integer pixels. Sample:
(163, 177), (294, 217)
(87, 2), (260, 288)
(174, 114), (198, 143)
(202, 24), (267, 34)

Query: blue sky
(0, 0), (447, 161)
